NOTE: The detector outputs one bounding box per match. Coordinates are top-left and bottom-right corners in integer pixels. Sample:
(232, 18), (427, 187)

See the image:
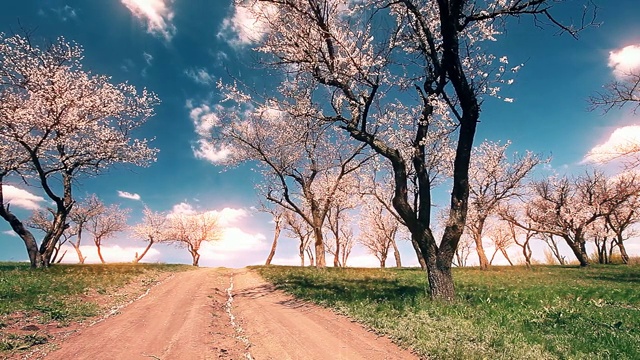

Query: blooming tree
(358, 202), (403, 268)
(27, 209), (76, 264)
(86, 204), (129, 264)
(67, 194), (105, 264)
(223, 0), (593, 299)
(602, 172), (640, 264)
(0, 34), (159, 268)
(206, 95), (370, 267)
(466, 141), (543, 269)
(282, 209), (314, 266)
(507, 171), (638, 266)
(167, 212), (221, 267)
(131, 206), (171, 263)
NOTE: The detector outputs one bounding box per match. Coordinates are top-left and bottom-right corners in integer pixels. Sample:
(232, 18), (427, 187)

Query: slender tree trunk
(410, 235), (427, 270)
(134, 240), (155, 264)
(72, 227), (86, 264)
(299, 243), (305, 266)
(472, 226), (490, 270)
(96, 243), (106, 264)
(489, 248), (499, 265)
(391, 238), (402, 268)
(523, 243), (532, 268)
(56, 250), (67, 264)
(265, 218), (281, 266)
(616, 234), (630, 264)
(191, 251), (200, 267)
(306, 247), (315, 267)
(500, 248), (514, 266)
(333, 239), (341, 267)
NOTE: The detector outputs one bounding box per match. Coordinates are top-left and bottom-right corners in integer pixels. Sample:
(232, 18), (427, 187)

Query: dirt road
(45, 268), (418, 360)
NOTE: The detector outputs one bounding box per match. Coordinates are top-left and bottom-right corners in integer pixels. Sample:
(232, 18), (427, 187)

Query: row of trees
(205, 0), (598, 300)
(25, 196), (222, 267)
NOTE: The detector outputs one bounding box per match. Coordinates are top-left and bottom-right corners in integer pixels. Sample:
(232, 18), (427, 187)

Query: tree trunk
(523, 243), (532, 268)
(564, 236), (589, 267)
(134, 240), (155, 264)
(56, 250), (67, 263)
(500, 248), (514, 266)
(192, 251), (200, 267)
(410, 235), (427, 270)
(313, 226), (326, 267)
(0, 204), (42, 268)
(265, 218), (281, 266)
(333, 239), (341, 267)
(306, 247), (315, 267)
(391, 238), (402, 268)
(72, 227), (86, 264)
(425, 250), (455, 301)
(472, 231), (490, 270)
(615, 234), (630, 264)
(96, 244), (106, 264)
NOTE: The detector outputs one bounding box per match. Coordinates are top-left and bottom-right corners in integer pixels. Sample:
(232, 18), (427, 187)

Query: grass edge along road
(0, 263), (192, 355)
(256, 265), (640, 360)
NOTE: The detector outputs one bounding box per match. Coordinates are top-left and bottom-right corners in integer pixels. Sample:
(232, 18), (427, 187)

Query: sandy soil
(42, 268), (418, 360)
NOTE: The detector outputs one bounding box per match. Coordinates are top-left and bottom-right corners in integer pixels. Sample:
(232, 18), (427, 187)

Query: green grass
(255, 265), (640, 360)
(0, 262), (191, 323)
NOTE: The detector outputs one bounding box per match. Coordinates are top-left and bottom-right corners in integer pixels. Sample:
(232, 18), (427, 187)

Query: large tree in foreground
(221, 0), (592, 299)
(0, 34), (159, 268)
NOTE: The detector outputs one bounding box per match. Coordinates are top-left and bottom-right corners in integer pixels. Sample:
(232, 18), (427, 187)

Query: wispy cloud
(185, 99), (231, 163)
(1, 186), (46, 210)
(121, 0), (176, 41)
(2, 230), (18, 237)
(143, 52), (154, 65)
(184, 68), (215, 85)
(117, 191), (142, 201)
(584, 125), (640, 163)
(609, 45), (640, 79)
(217, 2), (276, 47)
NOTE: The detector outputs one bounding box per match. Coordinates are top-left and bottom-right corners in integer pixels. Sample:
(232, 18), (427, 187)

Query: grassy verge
(0, 262), (191, 353)
(255, 265), (640, 360)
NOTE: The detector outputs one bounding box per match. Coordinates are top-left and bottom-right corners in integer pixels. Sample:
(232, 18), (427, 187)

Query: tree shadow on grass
(273, 274), (427, 311)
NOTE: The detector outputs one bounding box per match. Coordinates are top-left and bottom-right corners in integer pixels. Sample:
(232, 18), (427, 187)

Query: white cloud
(117, 190), (142, 201)
(121, 0), (176, 41)
(59, 244), (161, 264)
(192, 139), (232, 164)
(185, 68), (215, 85)
(1, 186), (46, 210)
(200, 227), (267, 259)
(2, 230), (18, 237)
(143, 52), (154, 65)
(169, 202), (197, 216)
(218, 2), (276, 47)
(584, 125), (640, 163)
(609, 45), (640, 79)
(186, 100), (222, 136)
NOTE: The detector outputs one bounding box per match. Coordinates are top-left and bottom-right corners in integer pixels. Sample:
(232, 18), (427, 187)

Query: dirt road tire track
(45, 268), (419, 360)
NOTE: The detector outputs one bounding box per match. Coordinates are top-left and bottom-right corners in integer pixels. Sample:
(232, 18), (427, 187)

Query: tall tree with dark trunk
(0, 34), (158, 268)
(219, 0), (594, 299)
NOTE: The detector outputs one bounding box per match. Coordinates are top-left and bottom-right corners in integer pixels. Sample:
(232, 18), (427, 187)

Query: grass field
(0, 262), (191, 352)
(256, 265), (640, 360)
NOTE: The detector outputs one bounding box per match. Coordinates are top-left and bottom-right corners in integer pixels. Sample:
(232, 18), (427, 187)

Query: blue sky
(1, 0), (639, 267)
